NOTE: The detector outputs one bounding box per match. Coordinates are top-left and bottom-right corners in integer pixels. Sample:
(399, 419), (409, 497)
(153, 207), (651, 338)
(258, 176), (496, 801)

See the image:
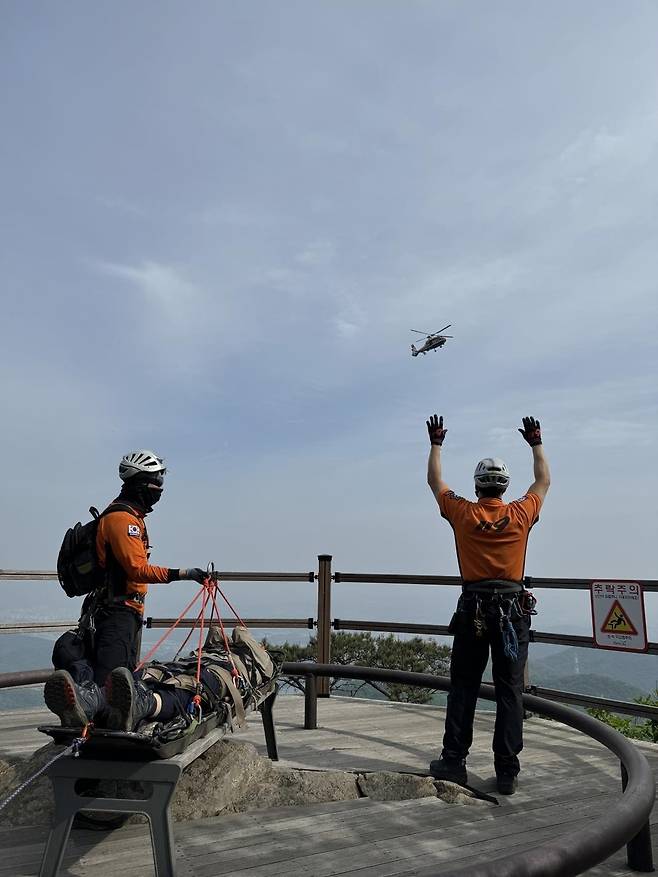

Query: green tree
(588, 688), (658, 742)
(271, 632), (450, 704)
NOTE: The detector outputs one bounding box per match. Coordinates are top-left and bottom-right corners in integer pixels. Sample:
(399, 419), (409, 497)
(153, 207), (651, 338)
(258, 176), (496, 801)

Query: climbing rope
(214, 581), (248, 629)
(207, 581), (242, 686)
(2, 566), (251, 811)
(135, 585), (207, 672)
(0, 726), (91, 814)
(173, 601), (207, 662)
(129, 562), (247, 720)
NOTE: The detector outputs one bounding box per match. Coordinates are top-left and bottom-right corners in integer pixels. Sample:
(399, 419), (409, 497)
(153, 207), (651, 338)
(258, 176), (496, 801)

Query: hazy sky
(1, 2), (657, 637)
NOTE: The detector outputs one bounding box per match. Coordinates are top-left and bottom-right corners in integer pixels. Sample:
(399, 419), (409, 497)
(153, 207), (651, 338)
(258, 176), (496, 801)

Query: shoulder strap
(100, 501), (143, 519)
(207, 665), (247, 728)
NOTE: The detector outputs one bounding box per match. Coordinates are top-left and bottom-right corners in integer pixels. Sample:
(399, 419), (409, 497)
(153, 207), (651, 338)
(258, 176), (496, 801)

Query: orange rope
(195, 583), (210, 685)
(135, 585), (205, 671)
(130, 567), (248, 717)
(188, 579), (215, 719)
(214, 581), (248, 629)
(208, 584), (240, 682)
(174, 602), (206, 661)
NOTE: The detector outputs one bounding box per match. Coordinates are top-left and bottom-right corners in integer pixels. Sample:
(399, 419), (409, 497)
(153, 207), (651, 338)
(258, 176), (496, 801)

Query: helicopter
(410, 324), (453, 356)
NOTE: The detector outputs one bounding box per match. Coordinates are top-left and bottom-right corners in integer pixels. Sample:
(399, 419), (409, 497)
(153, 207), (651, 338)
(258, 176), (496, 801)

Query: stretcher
(38, 677), (278, 760)
(37, 684), (279, 877)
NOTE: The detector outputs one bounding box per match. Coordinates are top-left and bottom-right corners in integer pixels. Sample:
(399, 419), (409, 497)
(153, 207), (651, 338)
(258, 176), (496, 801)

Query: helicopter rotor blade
(410, 329), (432, 335)
(437, 324), (452, 334)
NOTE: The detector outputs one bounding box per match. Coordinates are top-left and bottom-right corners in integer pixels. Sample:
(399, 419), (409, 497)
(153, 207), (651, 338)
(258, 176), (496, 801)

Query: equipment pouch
(52, 629), (87, 668)
(448, 600), (472, 636)
(520, 590), (538, 615)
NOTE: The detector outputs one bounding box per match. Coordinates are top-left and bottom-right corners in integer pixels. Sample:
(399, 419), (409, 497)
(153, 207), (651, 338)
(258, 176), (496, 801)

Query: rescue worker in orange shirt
(45, 450), (207, 728)
(426, 415), (550, 795)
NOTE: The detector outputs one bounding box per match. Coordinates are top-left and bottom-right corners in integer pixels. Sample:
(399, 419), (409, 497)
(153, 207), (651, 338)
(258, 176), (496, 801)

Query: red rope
(214, 581), (248, 629)
(195, 584), (210, 686)
(208, 584), (240, 681)
(131, 570), (248, 708)
(173, 602), (205, 661)
(135, 586), (205, 671)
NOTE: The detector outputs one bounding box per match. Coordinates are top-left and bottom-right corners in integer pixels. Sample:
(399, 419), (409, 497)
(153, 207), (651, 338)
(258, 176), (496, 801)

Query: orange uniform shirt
(438, 490), (541, 583)
(96, 506), (169, 614)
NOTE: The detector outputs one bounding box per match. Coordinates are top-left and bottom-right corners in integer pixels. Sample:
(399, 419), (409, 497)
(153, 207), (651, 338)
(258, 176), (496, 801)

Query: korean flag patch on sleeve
(128, 524), (141, 537)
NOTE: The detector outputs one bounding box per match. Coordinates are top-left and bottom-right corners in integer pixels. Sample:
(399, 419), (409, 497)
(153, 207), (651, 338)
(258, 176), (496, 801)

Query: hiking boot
(496, 773), (518, 795)
(44, 670), (104, 728)
(105, 667), (156, 731)
(429, 756), (467, 785)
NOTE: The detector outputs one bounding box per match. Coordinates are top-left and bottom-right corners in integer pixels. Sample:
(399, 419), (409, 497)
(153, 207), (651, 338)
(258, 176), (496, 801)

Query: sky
(1, 2), (657, 640)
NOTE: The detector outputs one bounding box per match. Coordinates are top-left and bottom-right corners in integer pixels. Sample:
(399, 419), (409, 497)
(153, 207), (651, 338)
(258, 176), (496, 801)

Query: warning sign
(600, 600), (638, 636)
(591, 581), (647, 652)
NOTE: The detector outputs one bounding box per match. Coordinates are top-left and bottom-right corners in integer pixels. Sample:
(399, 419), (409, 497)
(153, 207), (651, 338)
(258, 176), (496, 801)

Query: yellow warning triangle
(601, 600), (638, 635)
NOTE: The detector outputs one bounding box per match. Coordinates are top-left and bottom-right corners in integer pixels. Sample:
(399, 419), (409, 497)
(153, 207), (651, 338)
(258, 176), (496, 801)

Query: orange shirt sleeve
(100, 511), (170, 584)
(511, 492), (541, 528)
(438, 489), (469, 524)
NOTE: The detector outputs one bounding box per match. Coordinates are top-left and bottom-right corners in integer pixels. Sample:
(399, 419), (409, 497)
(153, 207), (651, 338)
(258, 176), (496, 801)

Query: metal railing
(1, 557), (657, 719)
(284, 663), (655, 876)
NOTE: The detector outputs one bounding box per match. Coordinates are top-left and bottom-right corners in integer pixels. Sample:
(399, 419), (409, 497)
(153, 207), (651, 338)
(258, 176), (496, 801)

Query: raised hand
(518, 416), (542, 447)
(427, 414), (447, 446)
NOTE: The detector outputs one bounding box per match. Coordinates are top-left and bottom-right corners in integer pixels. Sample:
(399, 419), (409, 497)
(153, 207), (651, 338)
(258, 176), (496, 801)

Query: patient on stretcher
(44, 625), (278, 733)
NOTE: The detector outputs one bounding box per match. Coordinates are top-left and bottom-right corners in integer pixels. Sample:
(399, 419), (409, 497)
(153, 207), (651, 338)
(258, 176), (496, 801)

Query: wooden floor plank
(1, 697), (656, 876)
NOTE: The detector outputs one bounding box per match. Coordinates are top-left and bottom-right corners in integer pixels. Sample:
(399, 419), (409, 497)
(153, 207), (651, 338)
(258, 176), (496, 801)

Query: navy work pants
(93, 607), (141, 687)
(442, 596), (530, 775)
(54, 606), (142, 687)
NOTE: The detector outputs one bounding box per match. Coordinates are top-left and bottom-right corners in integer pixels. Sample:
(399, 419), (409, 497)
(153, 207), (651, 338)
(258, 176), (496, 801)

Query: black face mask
(147, 486), (163, 508)
(120, 479), (164, 514)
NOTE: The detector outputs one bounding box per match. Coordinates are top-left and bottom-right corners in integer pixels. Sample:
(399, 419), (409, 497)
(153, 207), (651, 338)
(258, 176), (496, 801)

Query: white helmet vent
(119, 449), (167, 482)
(474, 457), (510, 489)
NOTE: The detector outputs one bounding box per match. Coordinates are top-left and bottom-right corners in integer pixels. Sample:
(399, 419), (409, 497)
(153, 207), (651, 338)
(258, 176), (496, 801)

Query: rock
(0, 742), (63, 826)
(433, 779), (490, 805)
(252, 768), (360, 811)
(171, 740), (360, 820)
(357, 772), (438, 801)
(0, 738), (489, 828)
(172, 739), (273, 820)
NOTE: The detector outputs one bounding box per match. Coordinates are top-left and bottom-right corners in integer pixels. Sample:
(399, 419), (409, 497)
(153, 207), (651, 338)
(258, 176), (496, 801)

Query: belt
(462, 580), (523, 596)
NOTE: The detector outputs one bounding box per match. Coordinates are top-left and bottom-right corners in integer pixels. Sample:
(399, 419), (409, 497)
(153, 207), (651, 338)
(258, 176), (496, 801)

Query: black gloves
(426, 414), (447, 446)
(518, 416), (542, 447)
(179, 568), (208, 584)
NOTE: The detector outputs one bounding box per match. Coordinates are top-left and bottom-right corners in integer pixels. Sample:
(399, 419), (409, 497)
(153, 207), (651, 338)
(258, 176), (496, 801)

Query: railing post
(621, 764), (655, 872)
(316, 555), (332, 697)
(304, 672), (318, 730)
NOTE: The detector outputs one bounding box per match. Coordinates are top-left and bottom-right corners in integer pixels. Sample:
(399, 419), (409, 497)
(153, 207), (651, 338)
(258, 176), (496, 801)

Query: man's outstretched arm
(518, 416), (550, 501)
(427, 414), (451, 502)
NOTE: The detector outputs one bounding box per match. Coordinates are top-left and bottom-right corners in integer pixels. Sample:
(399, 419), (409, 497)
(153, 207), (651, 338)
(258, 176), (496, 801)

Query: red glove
(518, 416), (542, 446)
(427, 414), (447, 446)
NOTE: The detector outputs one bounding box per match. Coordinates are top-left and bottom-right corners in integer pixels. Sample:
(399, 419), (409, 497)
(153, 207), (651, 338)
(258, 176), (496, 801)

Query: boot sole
(44, 671), (88, 728)
(105, 668), (135, 731)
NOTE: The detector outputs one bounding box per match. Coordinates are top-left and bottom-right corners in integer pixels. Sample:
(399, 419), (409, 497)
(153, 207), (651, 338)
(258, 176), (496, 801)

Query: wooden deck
(0, 694), (657, 876)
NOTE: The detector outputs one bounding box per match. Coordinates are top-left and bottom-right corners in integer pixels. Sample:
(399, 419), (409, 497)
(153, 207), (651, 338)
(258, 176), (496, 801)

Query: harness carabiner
(72, 722), (93, 758)
(187, 693), (203, 721)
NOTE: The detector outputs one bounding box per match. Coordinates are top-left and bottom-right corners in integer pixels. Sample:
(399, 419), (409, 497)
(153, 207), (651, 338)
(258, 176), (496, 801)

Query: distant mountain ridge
(529, 647), (658, 698)
(0, 635), (654, 712)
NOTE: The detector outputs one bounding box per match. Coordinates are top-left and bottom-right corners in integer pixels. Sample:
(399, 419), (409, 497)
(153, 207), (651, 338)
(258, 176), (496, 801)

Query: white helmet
(474, 457), (510, 490)
(119, 449), (167, 482)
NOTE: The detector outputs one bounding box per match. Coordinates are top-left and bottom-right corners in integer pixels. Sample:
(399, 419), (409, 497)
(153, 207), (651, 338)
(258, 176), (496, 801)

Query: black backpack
(57, 503), (134, 598)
